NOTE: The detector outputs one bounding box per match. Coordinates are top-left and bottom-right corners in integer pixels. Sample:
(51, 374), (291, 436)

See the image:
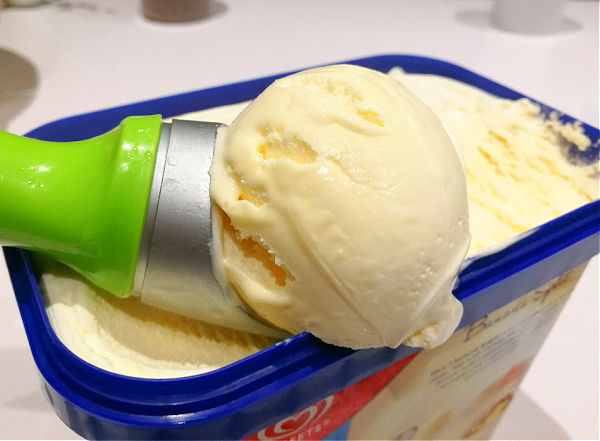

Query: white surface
(0, 1), (597, 439)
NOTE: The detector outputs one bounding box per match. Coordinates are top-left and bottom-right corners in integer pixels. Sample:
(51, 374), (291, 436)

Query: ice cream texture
(40, 66), (598, 377)
(38, 256), (275, 378)
(209, 65), (470, 349)
(387, 68), (598, 254)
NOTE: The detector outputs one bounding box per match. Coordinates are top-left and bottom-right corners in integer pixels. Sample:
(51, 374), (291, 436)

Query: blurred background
(0, 1), (598, 439)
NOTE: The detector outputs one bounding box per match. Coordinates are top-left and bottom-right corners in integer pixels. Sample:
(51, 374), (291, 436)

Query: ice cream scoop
(210, 64), (470, 349)
(1, 64), (471, 349)
(0, 116), (282, 336)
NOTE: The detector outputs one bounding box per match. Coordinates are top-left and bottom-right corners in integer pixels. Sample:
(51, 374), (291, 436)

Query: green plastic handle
(0, 115), (162, 296)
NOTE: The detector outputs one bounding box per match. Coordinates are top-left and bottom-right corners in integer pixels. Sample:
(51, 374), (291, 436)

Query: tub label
(248, 353), (418, 441)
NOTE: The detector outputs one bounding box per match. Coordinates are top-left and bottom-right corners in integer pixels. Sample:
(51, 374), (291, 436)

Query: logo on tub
(257, 396), (334, 440)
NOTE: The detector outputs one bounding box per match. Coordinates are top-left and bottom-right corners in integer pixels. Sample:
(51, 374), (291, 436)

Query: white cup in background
(492, 0), (567, 34)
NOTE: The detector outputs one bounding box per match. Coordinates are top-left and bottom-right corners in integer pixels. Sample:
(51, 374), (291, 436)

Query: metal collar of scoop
(134, 119), (220, 308)
(133, 119), (288, 336)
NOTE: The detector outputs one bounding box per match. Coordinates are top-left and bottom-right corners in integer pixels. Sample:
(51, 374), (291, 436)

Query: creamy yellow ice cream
(209, 65), (470, 350)
(387, 68), (598, 254)
(38, 256), (275, 378)
(41, 66), (598, 378)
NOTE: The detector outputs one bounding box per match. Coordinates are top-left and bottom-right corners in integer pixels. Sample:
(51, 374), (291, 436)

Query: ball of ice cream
(209, 64), (470, 349)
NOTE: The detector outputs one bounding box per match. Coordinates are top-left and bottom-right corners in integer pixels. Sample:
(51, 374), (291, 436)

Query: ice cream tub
(4, 54), (599, 440)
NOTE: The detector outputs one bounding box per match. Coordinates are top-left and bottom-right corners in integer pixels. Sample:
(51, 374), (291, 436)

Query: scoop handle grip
(0, 115), (162, 296)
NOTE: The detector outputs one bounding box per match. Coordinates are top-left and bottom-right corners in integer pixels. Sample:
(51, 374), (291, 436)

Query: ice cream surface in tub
(39, 256), (276, 378)
(387, 68), (598, 254)
(40, 66), (598, 378)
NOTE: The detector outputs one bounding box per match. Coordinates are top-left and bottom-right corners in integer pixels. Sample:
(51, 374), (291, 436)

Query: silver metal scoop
(133, 119), (286, 337)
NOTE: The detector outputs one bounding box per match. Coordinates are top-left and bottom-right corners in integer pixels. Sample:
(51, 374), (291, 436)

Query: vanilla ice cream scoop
(210, 64), (470, 349)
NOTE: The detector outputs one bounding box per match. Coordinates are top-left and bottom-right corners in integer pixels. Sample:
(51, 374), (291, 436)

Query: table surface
(0, 0), (598, 439)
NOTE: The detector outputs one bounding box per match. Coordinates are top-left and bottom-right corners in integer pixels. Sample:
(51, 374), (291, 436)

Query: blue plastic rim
(5, 54), (600, 440)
